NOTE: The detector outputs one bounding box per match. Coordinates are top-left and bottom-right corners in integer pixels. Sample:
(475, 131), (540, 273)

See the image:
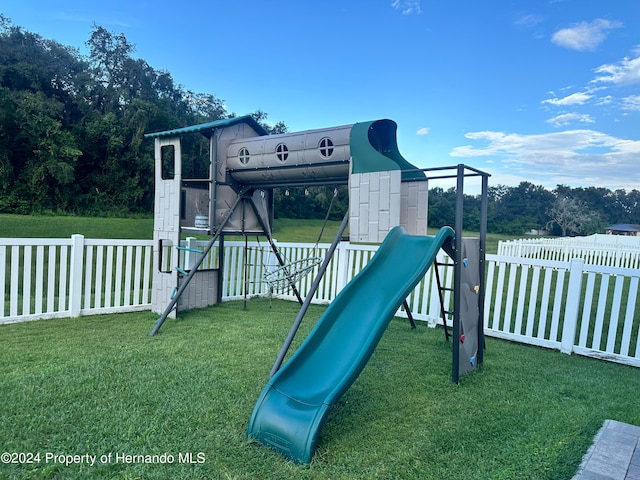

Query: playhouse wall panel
(178, 271), (218, 310)
(400, 180), (428, 236)
(350, 171), (402, 243)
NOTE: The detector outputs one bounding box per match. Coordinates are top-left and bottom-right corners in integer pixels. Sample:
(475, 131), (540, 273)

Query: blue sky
(2, 0), (640, 191)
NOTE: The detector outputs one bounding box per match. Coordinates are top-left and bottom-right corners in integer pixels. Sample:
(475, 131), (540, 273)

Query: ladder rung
(176, 246), (203, 253)
(440, 287), (454, 292)
(175, 267), (188, 275)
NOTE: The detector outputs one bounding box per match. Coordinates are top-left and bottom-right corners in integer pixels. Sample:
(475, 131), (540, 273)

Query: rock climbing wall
(458, 238), (482, 376)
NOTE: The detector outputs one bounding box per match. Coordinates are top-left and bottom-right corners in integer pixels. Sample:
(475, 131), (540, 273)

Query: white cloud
(452, 129), (638, 157)
(416, 127), (429, 136)
(391, 0), (422, 15)
(546, 113), (595, 127)
(593, 51), (640, 85)
(449, 129), (640, 190)
(622, 95), (640, 111)
(594, 95), (613, 106)
(551, 19), (621, 51)
(542, 91), (592, 106)
(514, 13), (545, 28)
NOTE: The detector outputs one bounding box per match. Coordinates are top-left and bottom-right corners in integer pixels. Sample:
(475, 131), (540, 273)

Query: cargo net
(263, 256), (322, 291)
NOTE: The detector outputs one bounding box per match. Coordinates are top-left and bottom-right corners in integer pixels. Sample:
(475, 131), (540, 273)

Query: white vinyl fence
(2, 236), (639, 368)
(0, 235), (153, 323)
(498, 234), (640, 268)
(484, 256), (640, 367)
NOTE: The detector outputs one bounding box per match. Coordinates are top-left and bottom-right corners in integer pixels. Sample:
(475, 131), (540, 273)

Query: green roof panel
(144, 115), (269, 139)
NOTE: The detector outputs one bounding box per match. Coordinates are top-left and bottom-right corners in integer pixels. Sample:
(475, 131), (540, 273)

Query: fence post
(69, 234), (85, 317)
(185, 237), (198, 269)
(560, 258), (584, 354)
(335, 242), (350, 294)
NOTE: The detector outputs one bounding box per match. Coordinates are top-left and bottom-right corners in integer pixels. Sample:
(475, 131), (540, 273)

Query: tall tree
(546, 195), (601, 236)
(0, 22), (85, 212)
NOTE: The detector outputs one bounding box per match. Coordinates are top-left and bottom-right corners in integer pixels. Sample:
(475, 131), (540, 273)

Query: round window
(238, 147), (250, 165)
(275, 143), (289, 162)
(319, 137), (334, 158)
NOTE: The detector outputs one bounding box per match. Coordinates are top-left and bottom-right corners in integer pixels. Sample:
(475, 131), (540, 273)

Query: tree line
(427, 182), (640, 236)
(1, 18), (638, 236)
(277, 181), (640, 237)
(0, 17), (284, 216)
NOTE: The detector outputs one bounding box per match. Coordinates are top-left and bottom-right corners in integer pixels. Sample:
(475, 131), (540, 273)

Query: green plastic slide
(247, 226), (455, 464)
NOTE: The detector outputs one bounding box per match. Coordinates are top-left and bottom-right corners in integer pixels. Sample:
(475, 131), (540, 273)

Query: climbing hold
(460, 334), (466, 343)
(470, 356), (476, 366)
(463, 258), (468, 267)
(473, 285), (479, 295)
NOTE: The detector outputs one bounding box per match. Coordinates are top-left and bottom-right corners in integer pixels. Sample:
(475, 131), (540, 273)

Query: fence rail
(2, 235), (639, 368)
(0, 236), (153, 323)
(498, 234), (640, 268)
(484, 255), (640, 367)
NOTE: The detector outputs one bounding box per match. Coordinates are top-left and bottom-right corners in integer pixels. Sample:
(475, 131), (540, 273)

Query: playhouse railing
(2, 236), (639, 368)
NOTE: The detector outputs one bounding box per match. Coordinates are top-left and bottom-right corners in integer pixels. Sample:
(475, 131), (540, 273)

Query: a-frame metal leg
(247, 195), (304, 305)
(403, 300), (416, 329)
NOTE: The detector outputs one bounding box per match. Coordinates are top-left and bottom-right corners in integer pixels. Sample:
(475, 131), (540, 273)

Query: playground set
(144, 116), (489, 464)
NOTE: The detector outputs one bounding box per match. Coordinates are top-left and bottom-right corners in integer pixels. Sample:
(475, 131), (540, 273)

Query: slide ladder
(434, 258), (454, 340)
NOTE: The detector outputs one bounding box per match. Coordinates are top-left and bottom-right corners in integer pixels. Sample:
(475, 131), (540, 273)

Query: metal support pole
(403, 300), (416, 329)
(269, 210), (349, 377)
(209, 131), (219, 233)
(216, 235), (224, 303)
(150, 192), (247, 336)
(243, 235), (248, 310)
(477, 173), (488, 365)
(452, 164), (464, 384)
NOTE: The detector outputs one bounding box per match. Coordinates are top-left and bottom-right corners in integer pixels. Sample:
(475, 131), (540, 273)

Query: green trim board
(247, 226), (454, 464)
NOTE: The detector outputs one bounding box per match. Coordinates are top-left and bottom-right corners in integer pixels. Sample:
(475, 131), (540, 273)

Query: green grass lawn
(1, 298), (638, 479)
(0, 214), (514, 253)
(0, 214), (155, 240)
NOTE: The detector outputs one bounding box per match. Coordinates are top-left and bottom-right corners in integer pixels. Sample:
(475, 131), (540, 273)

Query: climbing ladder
(175, 243), (204, 276)
(427, 232), (455, 341)
(433, 257), (454, 340)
